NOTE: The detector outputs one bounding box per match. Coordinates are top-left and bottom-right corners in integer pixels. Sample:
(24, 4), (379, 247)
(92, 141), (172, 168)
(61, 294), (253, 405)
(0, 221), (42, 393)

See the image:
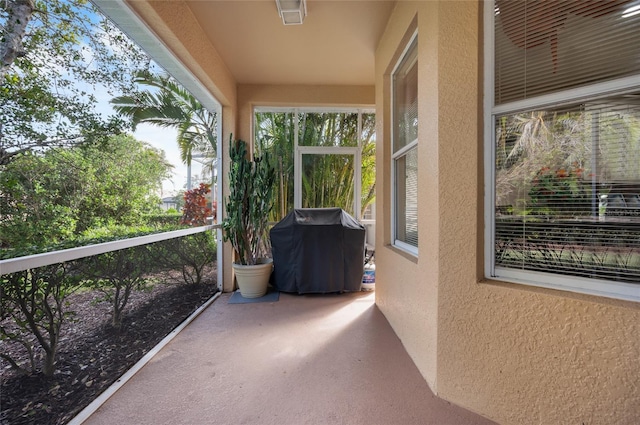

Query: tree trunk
(0, 0), (35, 80)
(42, 345), (57, 378)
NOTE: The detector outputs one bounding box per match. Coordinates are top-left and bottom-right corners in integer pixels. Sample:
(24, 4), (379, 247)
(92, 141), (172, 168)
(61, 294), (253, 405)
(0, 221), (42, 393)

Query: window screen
(393, 35), (419, 252)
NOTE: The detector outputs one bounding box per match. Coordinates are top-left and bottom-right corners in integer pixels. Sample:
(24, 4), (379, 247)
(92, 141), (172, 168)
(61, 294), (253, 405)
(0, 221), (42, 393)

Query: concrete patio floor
(81, 291), (495, 425)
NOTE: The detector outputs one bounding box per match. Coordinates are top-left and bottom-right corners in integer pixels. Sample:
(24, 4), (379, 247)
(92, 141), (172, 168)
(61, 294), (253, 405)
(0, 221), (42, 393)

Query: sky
(132, 124), (205, 198)
(74, 4), (208, 199)
(90, 82), (205, 198)
(82, 52), (206, 199)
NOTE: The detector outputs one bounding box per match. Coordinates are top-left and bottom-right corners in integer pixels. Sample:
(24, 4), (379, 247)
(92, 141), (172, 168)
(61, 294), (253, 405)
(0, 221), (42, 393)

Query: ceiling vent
(276, 0), (307, 25)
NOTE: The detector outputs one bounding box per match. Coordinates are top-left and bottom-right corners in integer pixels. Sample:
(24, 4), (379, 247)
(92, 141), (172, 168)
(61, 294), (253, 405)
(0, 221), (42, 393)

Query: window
(392, 34), (418, 255)
(486, 1), (640, 301)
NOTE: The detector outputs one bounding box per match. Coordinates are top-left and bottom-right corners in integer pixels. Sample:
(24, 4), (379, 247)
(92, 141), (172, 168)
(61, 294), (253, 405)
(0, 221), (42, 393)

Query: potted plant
(222, 135), (276, 298)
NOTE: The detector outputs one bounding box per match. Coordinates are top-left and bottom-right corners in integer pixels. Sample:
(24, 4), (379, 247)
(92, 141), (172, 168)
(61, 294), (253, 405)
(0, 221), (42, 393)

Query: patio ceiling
(93, 0), (393, 109)
(184, 0), (395, 86)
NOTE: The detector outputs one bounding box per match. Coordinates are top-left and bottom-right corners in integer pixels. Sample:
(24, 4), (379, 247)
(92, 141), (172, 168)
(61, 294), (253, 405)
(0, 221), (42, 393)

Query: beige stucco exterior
(374, 2), (640, 424)
(120, 1), (639, 423)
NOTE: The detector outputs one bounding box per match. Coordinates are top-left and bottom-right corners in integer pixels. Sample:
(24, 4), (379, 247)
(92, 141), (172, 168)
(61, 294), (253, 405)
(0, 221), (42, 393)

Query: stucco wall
(374, 0), (440, 391)
(126, 1), (237, 107)
(375, 1), (640, 424)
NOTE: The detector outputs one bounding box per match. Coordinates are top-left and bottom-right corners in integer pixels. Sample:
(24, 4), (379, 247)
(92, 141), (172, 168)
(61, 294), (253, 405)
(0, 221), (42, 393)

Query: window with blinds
(393, 34), (418, 253)
(495, 0), (640, 104)
(488, 1), (640, 301)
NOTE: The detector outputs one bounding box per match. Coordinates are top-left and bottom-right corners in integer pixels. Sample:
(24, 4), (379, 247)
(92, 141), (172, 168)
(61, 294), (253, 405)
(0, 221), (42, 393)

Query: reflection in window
(392, 35), (418, 253)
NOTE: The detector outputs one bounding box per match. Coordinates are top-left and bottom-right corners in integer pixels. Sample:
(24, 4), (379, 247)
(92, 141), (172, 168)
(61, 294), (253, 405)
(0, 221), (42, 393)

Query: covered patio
(77, 292), (493, 424)
(82, 1), (640, 424)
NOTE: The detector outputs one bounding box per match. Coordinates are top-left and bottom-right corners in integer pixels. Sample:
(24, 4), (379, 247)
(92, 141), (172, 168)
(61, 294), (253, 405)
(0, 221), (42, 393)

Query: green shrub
(142, 213), (182, 227)
(159, 232), (217, 285)
(1, 263), (82, 377)
(0, 227), (215, 375)
(0, 225), (184, 260)
(77, 245), (165, 329)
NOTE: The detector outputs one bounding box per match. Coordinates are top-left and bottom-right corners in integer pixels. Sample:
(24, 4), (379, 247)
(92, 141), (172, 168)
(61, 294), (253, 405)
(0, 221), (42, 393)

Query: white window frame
(483, 1), (640, 302)
(391, 31), (419, 257)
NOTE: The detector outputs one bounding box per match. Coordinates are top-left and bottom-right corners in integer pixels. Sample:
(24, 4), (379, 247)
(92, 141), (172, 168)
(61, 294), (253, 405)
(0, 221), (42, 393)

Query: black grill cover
(270, 208), (365, 294)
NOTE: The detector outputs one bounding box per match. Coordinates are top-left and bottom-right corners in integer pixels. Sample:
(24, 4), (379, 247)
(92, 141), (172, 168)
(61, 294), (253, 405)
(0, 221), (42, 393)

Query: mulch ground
(0, 273), (218, 425)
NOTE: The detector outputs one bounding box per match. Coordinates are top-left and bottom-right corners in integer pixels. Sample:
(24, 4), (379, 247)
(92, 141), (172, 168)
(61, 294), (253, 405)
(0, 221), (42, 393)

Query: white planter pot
(232, 259), (273, 298)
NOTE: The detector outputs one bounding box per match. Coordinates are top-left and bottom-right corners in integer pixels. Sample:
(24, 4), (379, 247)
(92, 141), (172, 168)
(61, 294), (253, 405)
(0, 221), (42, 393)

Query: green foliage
(0, 263), (82, 376)
(78, 245), (158, 329)
(0, 225), (183, 260)
(222, 137), (276, 265)
(76, 224), (179, 242)
(360, 113), (377, 215)
(255, 111), (295, 220)
(301, 154), (355, 214)
(1, 0), (151, 165)
(0, 134), (172, 251)
(159, 232), (216, 285)
(0, 228), (215, 377)
(173, 190), (186, 212)
(528, 165), (590, 216)
(298, 112), (376, 216)
(74, 134), (172, 232)
(144, 213), (182, 226)
(255, 111), (376, 220)
(298, 112), (360, 147)
(111, 71), (217, 168)
(0, 149), (83, 246)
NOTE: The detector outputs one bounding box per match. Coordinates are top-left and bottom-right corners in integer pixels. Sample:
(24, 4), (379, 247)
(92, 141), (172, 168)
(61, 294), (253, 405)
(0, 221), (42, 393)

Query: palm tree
(495, 110), (591, 209)
(110, 71), (217, 170)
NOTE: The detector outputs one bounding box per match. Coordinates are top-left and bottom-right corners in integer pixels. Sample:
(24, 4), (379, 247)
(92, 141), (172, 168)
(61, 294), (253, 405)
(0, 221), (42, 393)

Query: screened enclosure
(254, 109), (376, 227)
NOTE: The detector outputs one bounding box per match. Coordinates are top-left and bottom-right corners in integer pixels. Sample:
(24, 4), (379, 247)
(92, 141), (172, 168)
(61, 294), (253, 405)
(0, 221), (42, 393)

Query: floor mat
(228, 289), (280, 304)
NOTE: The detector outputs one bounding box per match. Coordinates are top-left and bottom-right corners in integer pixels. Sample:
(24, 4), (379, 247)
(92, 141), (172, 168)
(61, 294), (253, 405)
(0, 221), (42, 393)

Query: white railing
(0, 225), (220, 275)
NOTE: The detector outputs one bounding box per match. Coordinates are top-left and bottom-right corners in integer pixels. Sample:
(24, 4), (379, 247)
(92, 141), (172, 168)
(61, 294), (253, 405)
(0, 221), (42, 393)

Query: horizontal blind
(495, 0), (640, 104)
(392, 35), (418, 251)
(396, 146), (419, 248)
(494, 93), (640, 283)
(393, 39), (418, 153)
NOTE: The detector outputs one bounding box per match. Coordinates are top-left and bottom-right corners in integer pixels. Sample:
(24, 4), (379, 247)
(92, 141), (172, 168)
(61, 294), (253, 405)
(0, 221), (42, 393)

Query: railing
(0, 225), (220, 275)
(1, 224), (222, 424)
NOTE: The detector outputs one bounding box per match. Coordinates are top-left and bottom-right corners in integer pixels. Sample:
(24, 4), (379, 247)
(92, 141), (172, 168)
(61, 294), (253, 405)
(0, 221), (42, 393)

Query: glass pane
(301, 154), (355, 215)
(254, 111), (295, 221)
(298, 112), (359, 147)
(393, 38), (418, 153)
(494, 93), (640, 283)
(395, 147), (418, 248)
(361, 113), (376, 218)
(494, 0), (640, 104)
